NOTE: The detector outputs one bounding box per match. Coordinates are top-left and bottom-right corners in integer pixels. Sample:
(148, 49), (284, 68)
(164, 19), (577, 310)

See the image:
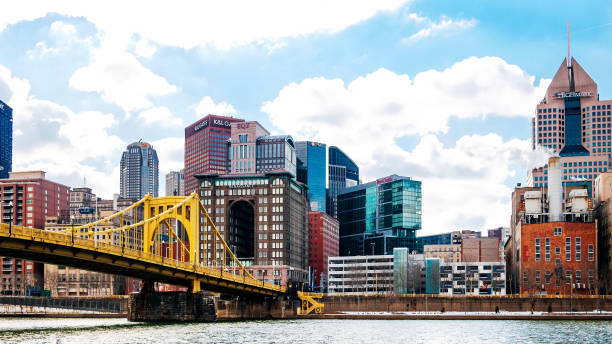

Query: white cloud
(405, 15), (477, 42)
(0, 64), (124, 198)
(137, 106), (182, 126)
(151, 137), (184, 196)
(49, 20), (76, 36)
(0, 1), (410, 51)
(132, 37), (157, 58)
(262, 56), (551, 232)
(194, 96), (237, 117)
(26, 41), (60, 59)
(69, 50), (177, 113)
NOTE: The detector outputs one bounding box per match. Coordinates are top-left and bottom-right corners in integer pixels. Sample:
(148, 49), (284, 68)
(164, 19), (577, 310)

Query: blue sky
(1, 0), (611, 234)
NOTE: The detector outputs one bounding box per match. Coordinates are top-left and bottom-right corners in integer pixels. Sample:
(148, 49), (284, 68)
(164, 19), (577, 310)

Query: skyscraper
(165, 169), (185, 196)
(120, 141), (159, 199)
(0, 99), (12, 179)
(295, 141), (326, 212)
(327, 146), (359, 218)
(529, 54), (612, 189)
(338, 175), (422, 256)
(184, 115), (244, 194)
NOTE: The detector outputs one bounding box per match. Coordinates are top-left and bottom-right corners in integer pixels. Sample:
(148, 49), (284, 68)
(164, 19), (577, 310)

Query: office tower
(295, 141), (326, 212)
(327, 146), (359, 218)
(120, 141), (159, 199)
(0, 100), (12, 179)
(165, 169), (185, 196)
(184, 115), (244, 194)
(338, 175), (422, 256)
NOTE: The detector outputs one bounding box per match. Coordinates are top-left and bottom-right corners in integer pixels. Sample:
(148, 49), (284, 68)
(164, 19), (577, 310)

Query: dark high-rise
(0, 100), (12, 179)
(295, 141), (326, 212)
(326, 146), (359, 218)
(338, 175), (422, 256)
(120, 141), (159, 199)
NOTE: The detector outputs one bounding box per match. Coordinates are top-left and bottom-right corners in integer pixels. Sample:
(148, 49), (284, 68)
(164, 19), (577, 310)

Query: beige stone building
(424, 244), (461, 263)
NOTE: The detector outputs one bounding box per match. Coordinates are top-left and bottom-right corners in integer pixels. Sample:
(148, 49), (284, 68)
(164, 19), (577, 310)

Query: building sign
(236, 122), (251, 129)
(376, 176), (393, 185)
(554, 91), (592, 99)
(186, 117), (236, 137)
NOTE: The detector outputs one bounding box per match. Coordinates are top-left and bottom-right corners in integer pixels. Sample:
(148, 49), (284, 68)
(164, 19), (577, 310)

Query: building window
(588, 270), (594, 285)
(554, 227), (562, 236)
(535, 270), (541, 285)
(535, 238), (541, 261)
(523, 270), (528, 285)
(587, 244), (594, 261)
(565, 237), (571, 261)
(575, 270), (581, 284)
(555, 247), (561, 255)
(545, 238), (551, 261)
(575, 237), (581, 261)
(545, 271), (551, 284)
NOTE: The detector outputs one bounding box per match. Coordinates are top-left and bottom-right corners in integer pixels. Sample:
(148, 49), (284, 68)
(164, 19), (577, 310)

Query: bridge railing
(0, 194), (284, 292)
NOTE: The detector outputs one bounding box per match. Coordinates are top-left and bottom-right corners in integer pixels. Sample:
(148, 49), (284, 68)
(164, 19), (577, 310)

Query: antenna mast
(567, 20), (571, 67)
(567, 20), (575, 92)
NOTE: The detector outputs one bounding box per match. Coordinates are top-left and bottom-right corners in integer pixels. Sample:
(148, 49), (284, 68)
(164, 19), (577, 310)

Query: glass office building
(327, 146), (359, 219)
(295, 141), (327, 212)
(0, 100), (12, 179)
(338, 175), (422, 256)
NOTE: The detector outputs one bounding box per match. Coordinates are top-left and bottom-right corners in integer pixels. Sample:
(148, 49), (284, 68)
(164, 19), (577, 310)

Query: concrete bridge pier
(127, 289), (216, 322)
(127, 287), (299, 322)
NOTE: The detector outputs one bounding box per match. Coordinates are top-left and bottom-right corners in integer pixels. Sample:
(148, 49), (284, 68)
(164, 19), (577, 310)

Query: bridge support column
(128, 290), (216, 322)
(189, 279), (201, 293)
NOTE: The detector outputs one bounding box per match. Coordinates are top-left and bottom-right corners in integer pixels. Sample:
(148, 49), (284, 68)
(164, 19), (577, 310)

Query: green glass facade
(338, 175), (422, 256)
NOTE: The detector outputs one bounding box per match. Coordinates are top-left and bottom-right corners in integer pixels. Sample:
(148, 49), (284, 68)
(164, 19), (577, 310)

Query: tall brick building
(308, 211), (339, 290)
(0, 171), (70, 295)
(195, 172), (309, 285)
(508, 157), (598, 295)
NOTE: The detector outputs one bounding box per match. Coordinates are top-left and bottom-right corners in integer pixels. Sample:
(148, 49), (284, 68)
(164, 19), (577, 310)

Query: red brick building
(0, 171), (70, 295)
(308, 211), (339, 291)
(184, 115), (244, 195)
(520, 221), (597, 295)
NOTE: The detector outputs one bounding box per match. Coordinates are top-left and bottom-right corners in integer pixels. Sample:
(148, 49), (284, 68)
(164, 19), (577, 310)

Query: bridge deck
(0, 224), (285, 297)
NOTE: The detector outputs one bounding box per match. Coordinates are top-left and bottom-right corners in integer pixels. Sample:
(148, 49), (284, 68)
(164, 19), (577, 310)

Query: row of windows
(524, 269), (594, 285)
(534, 237), (594, 262)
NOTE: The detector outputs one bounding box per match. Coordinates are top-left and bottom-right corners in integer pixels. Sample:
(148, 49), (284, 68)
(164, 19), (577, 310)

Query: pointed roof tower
(545, 58), (597, 103)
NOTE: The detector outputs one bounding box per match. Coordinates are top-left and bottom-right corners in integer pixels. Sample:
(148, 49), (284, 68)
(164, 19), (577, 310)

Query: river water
(0, 318), (610, 343)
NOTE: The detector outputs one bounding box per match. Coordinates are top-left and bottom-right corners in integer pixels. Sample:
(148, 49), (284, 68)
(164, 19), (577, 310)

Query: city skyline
(2, 2), (612, 234)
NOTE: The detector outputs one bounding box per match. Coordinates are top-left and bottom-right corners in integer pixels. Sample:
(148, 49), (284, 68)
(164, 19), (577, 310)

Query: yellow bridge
(0, 193), (285, 296)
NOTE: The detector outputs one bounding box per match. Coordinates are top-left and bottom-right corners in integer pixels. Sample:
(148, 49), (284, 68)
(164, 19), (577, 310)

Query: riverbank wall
(318, 294), (612, 313)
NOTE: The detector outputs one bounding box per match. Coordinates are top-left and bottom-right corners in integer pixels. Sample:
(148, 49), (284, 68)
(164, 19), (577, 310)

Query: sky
(1, 0), (612, 235)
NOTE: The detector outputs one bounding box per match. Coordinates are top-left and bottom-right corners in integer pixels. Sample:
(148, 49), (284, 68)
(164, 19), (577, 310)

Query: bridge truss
(0, 193), (285, 296)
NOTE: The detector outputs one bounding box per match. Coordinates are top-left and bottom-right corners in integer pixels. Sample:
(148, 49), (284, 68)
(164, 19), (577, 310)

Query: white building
(439, 262), (506, 295)
(327, 255), (394, 294)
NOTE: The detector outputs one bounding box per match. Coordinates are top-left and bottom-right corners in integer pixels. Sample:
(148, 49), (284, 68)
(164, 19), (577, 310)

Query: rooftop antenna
(567, 20), (575, 91)
(567, 20), (571, 68)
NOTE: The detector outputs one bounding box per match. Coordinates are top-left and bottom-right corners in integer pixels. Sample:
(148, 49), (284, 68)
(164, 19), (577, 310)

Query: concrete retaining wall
(320, 295), (612, 313)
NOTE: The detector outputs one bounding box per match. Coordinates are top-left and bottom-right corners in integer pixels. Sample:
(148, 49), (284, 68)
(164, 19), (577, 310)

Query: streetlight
(8, 201), (13, 236)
